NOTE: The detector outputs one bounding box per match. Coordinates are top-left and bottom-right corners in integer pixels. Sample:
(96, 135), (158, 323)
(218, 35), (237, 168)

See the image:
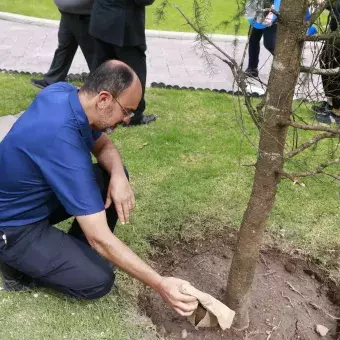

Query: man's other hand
(157, 277), (198, 316)
(105, 173), (135, 224)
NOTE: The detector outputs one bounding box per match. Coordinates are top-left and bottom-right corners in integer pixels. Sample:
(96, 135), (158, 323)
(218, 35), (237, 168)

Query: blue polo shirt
(0, 83), (105, 228)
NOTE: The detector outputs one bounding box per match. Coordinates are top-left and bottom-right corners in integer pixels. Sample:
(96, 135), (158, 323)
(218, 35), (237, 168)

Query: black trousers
(44, 11), (95, 84)
(91, 39), (147, 121)
(0, 164), (122, 299)
(247, 24), (277, 70)
(320, 39), (340, 109)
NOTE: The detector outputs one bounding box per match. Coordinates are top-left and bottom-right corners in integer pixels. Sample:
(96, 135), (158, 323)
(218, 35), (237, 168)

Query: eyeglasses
(112, 95), (135, 120)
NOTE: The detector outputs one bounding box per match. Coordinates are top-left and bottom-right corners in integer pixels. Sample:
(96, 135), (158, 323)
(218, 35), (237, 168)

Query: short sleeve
(34, 126), (105, 216)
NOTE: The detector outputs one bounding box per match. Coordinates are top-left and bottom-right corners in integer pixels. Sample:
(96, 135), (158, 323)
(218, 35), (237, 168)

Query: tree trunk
(225, 0), (308, 330)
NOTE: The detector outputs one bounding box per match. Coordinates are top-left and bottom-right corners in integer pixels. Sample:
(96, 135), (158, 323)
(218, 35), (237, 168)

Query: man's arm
(93, 134), (135, 224)
(93, 133), (125, 178)
(76, 212), (198, 315)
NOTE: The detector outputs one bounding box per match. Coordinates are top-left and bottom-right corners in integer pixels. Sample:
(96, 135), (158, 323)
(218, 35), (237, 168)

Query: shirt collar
(68, 89), (94, 151)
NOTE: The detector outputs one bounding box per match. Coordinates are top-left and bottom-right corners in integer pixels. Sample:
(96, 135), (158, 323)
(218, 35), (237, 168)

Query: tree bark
(225, 0), (309, 330)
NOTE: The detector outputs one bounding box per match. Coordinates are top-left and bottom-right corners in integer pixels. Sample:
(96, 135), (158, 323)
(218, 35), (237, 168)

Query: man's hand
(105, 173), (135, 224)
(157, 277), (198, 316)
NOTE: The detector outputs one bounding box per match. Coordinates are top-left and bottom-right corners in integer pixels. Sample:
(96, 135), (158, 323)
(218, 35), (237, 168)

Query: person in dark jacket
(31, 0), (95, 89)
(313, 0), (340, 124)
(90, 0), (156, 126)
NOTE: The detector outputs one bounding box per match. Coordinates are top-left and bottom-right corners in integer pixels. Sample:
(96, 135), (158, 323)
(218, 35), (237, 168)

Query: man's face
(94, 79), (142, 132)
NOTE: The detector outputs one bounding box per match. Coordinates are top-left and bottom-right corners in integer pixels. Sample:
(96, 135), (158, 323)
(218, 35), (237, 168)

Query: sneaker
(313, 112), (340, 124)
(245, 68), (259, 78)
(311, 101), (333, 115)
(124, 114), (157, 127)
(30, 79), (50, 89)
(0, 262), (36, 292)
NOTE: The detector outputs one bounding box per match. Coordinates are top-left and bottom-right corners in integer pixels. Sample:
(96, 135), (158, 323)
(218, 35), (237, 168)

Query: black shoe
(311, 101), (333, 115)
(30, 79), (50, 89)
(313, 112), (340, 124)
(0, 262), (36, 292)
(245, 68), (259, 78)
(124, 114), (157, 127)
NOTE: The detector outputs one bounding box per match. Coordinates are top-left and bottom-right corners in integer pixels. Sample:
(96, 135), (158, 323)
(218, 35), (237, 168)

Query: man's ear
(97, 91), (111, 109)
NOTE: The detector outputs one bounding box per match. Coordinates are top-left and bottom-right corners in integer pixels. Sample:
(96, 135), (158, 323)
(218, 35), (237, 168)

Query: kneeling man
(0, 60), (197, 316)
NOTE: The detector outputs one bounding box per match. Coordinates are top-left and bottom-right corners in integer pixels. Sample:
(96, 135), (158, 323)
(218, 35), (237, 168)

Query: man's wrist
(149, 274), (163, 292)
(110, 165), (125, 177)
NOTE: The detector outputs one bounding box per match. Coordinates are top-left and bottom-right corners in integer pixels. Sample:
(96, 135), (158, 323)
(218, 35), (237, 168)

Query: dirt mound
(139, 231), (340, 339)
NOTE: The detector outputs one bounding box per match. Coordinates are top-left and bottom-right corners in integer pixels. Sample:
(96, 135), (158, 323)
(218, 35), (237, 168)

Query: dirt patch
(139, 231), (340, 339)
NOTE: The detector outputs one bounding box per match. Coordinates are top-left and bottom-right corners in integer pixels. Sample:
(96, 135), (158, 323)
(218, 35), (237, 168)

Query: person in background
(31, 0), (95, 89)
(312, 0), (340, 124)
(90, 0), (156, 126)
(244, 0), (280, 78)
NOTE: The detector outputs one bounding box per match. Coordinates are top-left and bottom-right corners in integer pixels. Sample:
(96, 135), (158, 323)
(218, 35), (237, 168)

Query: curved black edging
(150, 82), (263, 97)
(0, 69), (263, 97)
(0, 69), (88, 82)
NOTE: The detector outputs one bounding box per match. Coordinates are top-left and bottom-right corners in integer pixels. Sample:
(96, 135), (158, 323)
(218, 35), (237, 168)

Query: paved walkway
(0, 18), (273, 91)
(0, 17), (324, 140)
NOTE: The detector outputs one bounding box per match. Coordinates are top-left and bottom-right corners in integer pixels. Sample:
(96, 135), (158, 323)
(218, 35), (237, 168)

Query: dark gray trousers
(0, 164), (125, 299)
(91, 39), (147, 120)
(44, 11), (95, 84)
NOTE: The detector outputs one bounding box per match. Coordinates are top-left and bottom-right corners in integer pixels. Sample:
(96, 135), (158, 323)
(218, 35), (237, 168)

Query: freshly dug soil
(139, 231), (340, 339)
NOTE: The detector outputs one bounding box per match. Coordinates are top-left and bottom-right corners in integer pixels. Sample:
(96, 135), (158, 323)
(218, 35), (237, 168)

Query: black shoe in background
(313, 112), (340, 125)
(30, 79), (50, 89)
(311, 101), (333, 115)
(0, 262), (37, 292)
(245, 68), (259, 78)
(124, 114), (157, 127)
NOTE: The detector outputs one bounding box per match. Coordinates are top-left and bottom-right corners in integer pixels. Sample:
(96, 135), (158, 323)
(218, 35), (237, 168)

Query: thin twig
(194, 259), (206, 268)
(285, 281), (306, 299)
(175, 5), (262, 131)
(213, 54), (261, 130)
(309, 302), (340, 320)
(174, 5), (237, 66)
(300, 65), (340, 76)
(299, 301), (311, 318)
(285, 132), (336, 159)
(260, 253), (270, 270)
(266, 321), (282, 340)
(324, 172), (340, 181)
(308, 0), (337, 26)
(304, 31), (340, 42)
(263, 270), (277, 277)
(281, 292), (295, 308)
(281, 158), (340, 180)
(241, 163), (257, 168)
(288, 121), (340, 135)
(280, 172), (305, 186)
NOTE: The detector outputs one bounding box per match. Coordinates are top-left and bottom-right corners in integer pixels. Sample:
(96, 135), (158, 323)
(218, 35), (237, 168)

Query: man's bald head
(81, 60), (141, 98)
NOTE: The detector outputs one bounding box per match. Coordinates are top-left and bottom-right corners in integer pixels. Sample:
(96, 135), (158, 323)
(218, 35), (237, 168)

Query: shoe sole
(30, 80), (46, 90)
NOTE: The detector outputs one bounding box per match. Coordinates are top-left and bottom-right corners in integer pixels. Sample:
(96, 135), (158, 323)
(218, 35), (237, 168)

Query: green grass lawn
(1, 72), (340, 339)
(0, 0), (249, 35)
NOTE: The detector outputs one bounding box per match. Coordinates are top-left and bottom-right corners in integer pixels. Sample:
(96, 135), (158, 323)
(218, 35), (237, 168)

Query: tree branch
(285, 132), (336, 159)
(214, 54), (261, 130)
(304, 31), (340, 41)
(281, 158), (340, 180)
(173, 5), (238, 67)
(174, 4), (262, 130)
(308, 0), (337, 25)
(300, 65), (340, 75)
(288, 121), (340, 134)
